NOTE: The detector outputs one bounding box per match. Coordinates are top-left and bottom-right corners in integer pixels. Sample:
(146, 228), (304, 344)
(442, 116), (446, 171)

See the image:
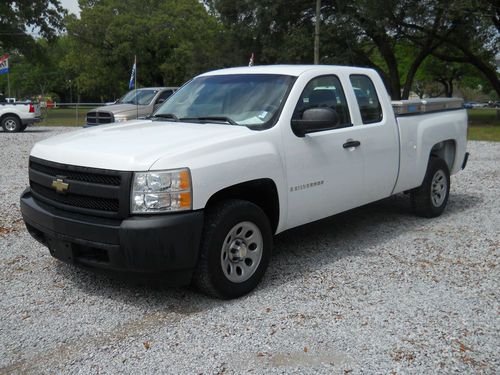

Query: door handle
(343, 140), (361, 148)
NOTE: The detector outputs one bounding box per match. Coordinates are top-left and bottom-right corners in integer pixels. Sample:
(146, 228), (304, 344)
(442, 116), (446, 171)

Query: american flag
(0, 54), (9, 75)
(129, 56), (136, 89)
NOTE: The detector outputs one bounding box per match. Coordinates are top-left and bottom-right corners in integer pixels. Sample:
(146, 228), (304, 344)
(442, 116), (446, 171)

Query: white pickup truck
(20, 65), (468, 298)
(0, 100), (42, 132)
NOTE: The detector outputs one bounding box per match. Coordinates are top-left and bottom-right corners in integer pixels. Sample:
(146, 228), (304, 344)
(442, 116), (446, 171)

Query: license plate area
(47, 238), (75, 264)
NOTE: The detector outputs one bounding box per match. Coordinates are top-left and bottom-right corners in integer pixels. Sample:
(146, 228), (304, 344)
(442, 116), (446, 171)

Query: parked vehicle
(85, 87), (177, 126)
(486, 100), (500, 108)
(0, 95), (42, 132)
(21, 65), (468, 298)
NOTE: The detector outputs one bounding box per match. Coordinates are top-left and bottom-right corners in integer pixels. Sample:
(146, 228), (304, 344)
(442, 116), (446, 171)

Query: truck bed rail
(392, 98), (463, 116)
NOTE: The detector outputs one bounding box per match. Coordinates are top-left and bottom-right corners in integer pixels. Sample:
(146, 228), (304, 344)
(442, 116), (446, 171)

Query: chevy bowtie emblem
(51, 178), (69, 193)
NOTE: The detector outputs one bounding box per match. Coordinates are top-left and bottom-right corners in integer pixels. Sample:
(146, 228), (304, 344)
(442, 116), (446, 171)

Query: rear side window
(293, 75), (351, 128)
(156, 90), (174, 104)
(350, 75), (382, 124)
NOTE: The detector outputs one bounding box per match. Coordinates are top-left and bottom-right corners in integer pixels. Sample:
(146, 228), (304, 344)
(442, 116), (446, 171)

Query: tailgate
(33, 103), (42, 117)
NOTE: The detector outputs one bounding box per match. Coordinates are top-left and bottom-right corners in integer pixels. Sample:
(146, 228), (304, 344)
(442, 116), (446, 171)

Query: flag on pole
(0, 54), (9, 75)
(128, 56), (136, 89)
(248, 53), (254, 67)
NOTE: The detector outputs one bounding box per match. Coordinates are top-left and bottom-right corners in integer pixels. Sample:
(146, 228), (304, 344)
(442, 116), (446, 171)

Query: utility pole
(314, 0), (321, 64)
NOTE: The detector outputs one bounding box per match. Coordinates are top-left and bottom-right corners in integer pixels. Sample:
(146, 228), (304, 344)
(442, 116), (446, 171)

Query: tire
(1, 115), (22, 133)
(193, 199), (273, 299)
(411, 157), (450, 218)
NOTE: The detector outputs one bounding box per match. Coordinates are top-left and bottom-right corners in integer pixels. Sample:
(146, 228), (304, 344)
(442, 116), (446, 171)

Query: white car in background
(0, 96), (42, 132)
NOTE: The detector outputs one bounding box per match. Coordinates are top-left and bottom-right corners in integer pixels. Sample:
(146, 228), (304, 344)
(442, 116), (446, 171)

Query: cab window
(293, 75), (351, 128)
(349, 75), (382, 124)
(155, 90), (174, 105)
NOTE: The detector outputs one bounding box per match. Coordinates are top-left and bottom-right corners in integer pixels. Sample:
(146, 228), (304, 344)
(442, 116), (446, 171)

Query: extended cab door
(282, 74), (365, 229)
(347, 74), (399, 203)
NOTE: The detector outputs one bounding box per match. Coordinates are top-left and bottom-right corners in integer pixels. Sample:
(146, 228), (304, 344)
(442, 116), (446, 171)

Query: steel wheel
(411, 157), (450, 218)
(4, 118), (17, 131)
(431, 170), (447, 207)
(1, 116), (22, 132)
(220, 221), (263, 283)
(193, 199), (273, 299)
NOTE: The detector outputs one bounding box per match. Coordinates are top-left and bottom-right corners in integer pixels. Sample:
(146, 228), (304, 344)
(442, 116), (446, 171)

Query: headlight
(114, 116), (128, 123)
(131, 169), (192, 213)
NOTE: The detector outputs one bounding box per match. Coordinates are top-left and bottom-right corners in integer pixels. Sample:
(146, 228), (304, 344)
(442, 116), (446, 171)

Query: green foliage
(0, 0), (66, 56)
(1, 0), (498, 103)
(467, 109), (500, 142)
(64, 0), (224, 99)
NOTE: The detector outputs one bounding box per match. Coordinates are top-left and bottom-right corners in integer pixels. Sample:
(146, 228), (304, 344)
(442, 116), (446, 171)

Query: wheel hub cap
(228, 239), (248, 261)
(221, 221), (263, 283)
(5, 119), (16, 131)
(431, 170), (447, 207)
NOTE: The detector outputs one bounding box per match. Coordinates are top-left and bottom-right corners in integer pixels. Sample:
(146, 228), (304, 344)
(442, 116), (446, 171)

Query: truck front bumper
(20, 189), (204, 285)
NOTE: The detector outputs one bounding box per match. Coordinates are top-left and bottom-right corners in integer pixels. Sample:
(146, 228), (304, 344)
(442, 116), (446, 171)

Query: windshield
(154, 74), (295, 128)
(117, 89), (158, 105)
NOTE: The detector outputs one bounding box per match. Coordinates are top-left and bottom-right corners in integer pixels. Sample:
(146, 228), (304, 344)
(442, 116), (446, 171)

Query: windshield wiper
(152, 113), (178, 121)
(180, 116), (238, 125)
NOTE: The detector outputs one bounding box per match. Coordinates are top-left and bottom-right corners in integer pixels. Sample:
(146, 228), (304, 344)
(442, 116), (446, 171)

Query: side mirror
(157, 98), (166, 105)
(291, 107), (340, 137)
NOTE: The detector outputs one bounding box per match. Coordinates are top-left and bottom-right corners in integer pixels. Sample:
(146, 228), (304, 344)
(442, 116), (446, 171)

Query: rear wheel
(411, 157), (450, 218)
(193, 199), (272, 299)
(1, 116), (22, 133)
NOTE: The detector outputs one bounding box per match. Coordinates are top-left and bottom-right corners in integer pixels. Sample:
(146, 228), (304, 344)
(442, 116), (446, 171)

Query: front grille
(30, 160), (121, 186)
(31, 182), (119, 212)
(28, 157), (132, 218)
(86, 111), (114, 125)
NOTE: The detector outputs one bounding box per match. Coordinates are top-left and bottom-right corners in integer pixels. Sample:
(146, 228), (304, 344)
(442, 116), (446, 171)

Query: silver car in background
(86, 87), (177, 126)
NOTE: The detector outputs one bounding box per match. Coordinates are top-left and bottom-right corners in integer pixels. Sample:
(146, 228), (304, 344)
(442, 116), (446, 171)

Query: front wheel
(193, 199), (272, 299)
(1, 116), (22, 133)
(411, 157), (450, 218)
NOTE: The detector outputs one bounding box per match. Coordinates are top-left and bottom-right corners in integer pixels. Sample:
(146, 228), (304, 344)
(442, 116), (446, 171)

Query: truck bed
(391, 98), (467, 194)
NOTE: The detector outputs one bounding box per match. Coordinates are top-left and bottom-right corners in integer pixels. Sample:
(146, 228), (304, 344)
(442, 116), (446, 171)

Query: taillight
(29, 103), (35, 113)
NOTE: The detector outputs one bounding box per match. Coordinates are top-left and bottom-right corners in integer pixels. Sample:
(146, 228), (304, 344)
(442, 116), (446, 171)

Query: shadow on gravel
(54, 261), (218, 313)
(51, 191), (482, 307)
(21, 129), (58, 133)
(265, 191), (483, 289)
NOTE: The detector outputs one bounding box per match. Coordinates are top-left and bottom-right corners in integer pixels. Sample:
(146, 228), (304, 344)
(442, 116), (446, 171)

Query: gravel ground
(0, 126), (498, 374)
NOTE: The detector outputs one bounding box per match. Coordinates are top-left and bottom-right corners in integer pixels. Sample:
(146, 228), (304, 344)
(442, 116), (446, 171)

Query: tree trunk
(447, 79), (453, 97)
(370, 33), (401, 99)
(462, 53), (500, 97)
(432, 44), (500, 98)
(401, 46), (436, 99)
(314, 0), (321, 64)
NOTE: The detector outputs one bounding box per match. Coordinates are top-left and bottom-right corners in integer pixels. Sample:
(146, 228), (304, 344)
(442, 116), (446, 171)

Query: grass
(37, 107), (91, 127)
(467, 108), (500, 142)
(35, 105), (500, 142)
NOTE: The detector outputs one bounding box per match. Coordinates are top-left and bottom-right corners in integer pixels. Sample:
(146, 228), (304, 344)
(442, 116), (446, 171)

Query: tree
(0, 0), (66, 56)
(205, 0), (318, 65)
(66, 0), (224, 100)
(208, 0), (499, 99)
(397, 0), (500, 97)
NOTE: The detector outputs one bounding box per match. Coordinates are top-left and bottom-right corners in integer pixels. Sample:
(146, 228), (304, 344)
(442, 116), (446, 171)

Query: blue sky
(60, 0), (80, 17)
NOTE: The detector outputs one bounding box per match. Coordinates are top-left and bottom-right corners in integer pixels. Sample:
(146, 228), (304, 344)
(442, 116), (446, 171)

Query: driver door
(283, 75), (364, 229)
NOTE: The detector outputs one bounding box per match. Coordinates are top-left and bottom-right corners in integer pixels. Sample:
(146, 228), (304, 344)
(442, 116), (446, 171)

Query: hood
(30, 120), (254, 171)
(91, 103), (150, 116)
